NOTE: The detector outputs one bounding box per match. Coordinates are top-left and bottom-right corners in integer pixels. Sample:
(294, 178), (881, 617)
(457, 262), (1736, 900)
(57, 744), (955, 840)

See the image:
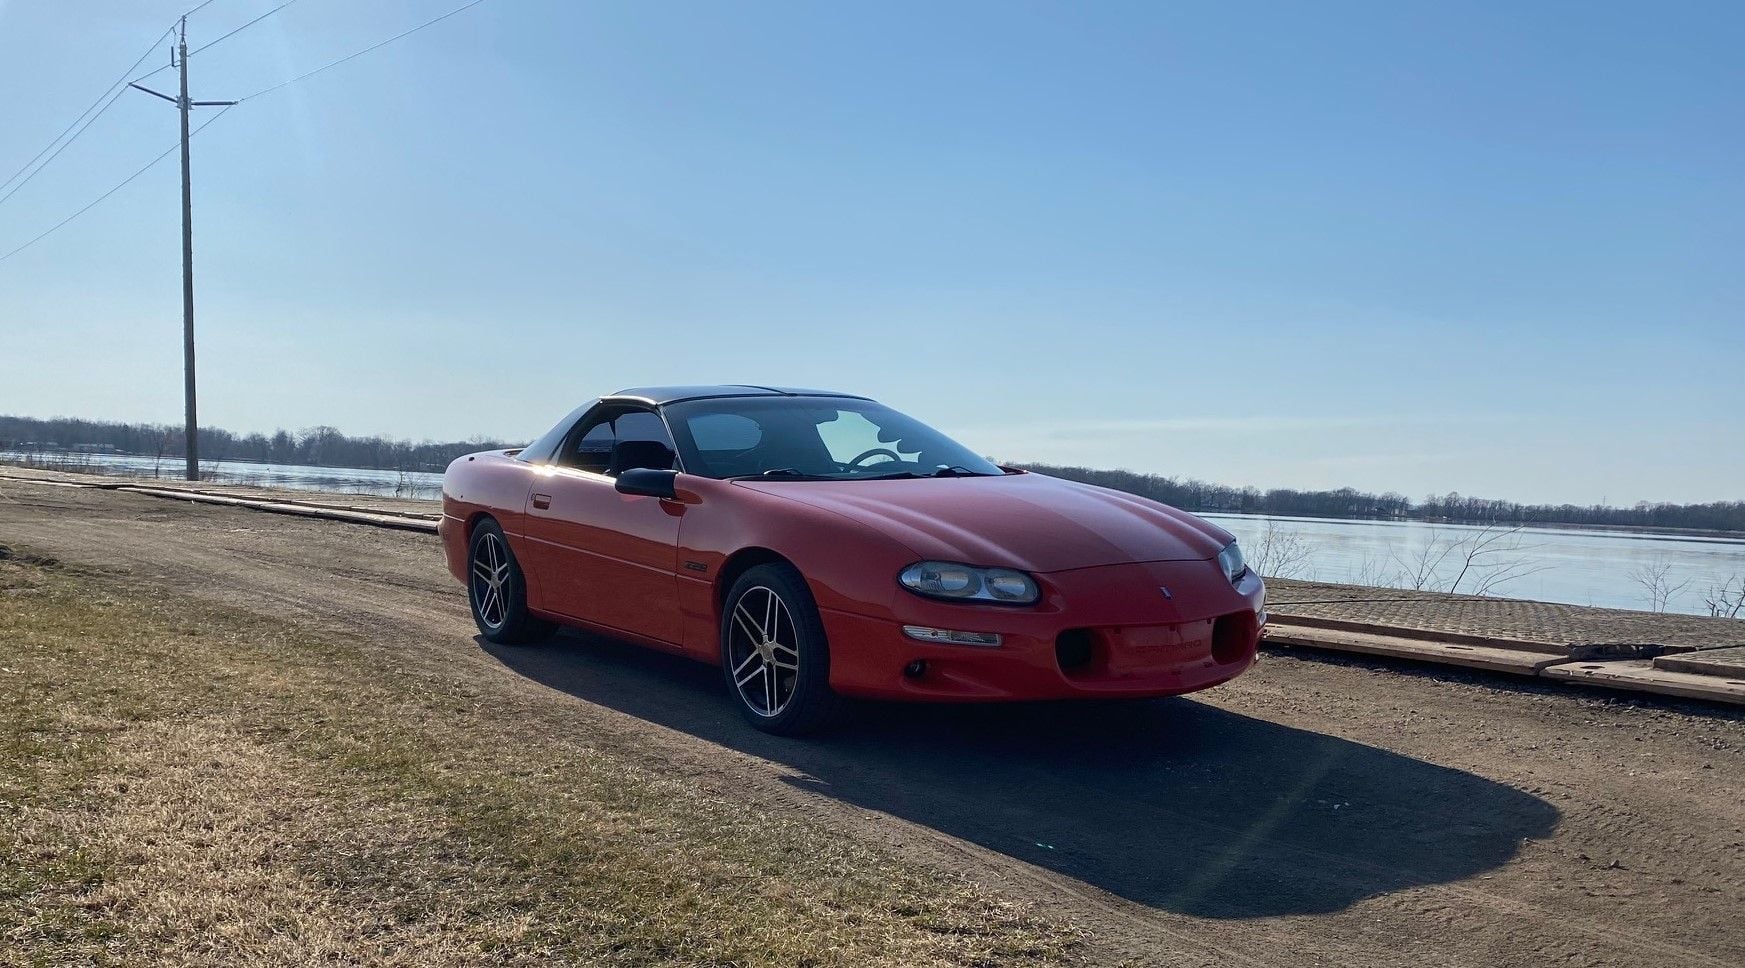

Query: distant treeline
(0, 415), (521, 473)
(5, 415), (1739, 532)
(1017, 463), (1745, 534)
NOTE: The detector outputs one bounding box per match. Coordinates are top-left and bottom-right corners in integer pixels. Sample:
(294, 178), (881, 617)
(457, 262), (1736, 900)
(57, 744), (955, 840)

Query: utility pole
(129, 18), (234, 481)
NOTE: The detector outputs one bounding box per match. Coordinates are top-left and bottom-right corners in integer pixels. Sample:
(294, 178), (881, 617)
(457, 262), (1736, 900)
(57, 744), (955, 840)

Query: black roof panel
(605, 385), (871, 405)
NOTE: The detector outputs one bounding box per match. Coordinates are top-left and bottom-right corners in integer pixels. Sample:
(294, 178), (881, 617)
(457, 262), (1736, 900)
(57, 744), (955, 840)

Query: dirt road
(4, 483), (1742, 967)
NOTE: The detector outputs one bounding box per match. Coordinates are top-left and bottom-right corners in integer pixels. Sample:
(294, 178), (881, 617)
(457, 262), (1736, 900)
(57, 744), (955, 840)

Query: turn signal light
(902, 625), (1002, 647)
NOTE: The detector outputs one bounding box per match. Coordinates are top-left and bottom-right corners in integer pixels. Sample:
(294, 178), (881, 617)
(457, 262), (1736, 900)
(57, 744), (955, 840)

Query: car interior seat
(608, 440), (675, 475)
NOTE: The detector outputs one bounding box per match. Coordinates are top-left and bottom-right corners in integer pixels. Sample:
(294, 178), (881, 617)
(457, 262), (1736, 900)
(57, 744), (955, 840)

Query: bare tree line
(0, 415), (521, 474)
(8, 418), (1737, 532)
(1023, 463), (1745, 533)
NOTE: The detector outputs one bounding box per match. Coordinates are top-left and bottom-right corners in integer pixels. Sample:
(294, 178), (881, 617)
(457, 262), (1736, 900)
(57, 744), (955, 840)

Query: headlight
(1217, 541), (1247, 584)
(898, 561), (1040, 605)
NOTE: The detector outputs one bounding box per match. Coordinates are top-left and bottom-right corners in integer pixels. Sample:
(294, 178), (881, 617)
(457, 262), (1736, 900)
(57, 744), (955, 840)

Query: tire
(468, 519), (557, 645)
(720, 563), (841, 735)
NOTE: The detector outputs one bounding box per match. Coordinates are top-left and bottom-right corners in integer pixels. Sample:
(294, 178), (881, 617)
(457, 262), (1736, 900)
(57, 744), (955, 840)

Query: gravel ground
(12, 465), (1741, 650)
(4, 482), (1745, 966)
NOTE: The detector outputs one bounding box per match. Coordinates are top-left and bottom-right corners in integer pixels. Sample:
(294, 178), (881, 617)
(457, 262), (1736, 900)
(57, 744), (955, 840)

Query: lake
(0, 451), (445, 500)
(5, 451), (1740, 618)
(1203, 513), (1743, 618)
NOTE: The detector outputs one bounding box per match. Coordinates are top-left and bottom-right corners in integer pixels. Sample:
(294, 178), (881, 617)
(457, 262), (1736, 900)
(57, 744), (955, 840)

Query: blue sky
(1, 0), (1739, 506)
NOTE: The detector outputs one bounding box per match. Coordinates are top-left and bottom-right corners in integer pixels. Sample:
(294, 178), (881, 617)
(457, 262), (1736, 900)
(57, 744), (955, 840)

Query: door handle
(532, 492), (552, 510)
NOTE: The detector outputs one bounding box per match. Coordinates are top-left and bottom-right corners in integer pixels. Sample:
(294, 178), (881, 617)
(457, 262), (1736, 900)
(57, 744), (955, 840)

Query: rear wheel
(469, 519), (557, 644)
(720, 563), (841, 735)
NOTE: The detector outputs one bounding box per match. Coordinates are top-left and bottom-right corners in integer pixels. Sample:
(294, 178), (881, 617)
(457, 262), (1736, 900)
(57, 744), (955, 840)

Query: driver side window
(561, 408), (677, 476)
(570, 421), (615, 474)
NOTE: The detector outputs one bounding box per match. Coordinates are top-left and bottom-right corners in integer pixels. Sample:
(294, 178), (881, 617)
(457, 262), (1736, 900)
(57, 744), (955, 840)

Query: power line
(131, 63), (174, 87)
(190, 0), (302, 57)
(5, 0), (230, 184)
(0, 107), (234, 265)
(0, 0), (234, 204)
(238, 0), (489, 102)
(130, 0), (248, 85)
(3, 0), (493, 263)
(0, 24), (176, 202)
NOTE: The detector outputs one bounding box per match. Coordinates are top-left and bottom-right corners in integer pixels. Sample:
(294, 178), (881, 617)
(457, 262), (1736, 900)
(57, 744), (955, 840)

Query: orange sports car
(441, 386), (1264, 734)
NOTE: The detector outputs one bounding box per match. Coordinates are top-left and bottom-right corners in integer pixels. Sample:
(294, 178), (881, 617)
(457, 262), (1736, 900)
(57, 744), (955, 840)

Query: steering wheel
(847, 447), (902, 468)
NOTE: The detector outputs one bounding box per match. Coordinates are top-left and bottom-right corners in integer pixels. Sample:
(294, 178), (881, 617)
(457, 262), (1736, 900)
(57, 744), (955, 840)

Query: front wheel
(720, 563), (841, 735)
(469, 519), (557, 645)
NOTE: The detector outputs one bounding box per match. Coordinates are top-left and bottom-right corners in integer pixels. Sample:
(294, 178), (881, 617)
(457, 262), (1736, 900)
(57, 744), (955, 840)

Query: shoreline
(6, 452), (1740, 540)
(4, 461), (1741, 620)
(1200, 509), (1745, 542)
(4, 467), (1743, 709)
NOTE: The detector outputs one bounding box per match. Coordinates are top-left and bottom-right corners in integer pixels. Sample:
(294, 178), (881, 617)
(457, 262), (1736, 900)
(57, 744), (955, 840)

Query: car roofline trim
(602, 387), (875, 407)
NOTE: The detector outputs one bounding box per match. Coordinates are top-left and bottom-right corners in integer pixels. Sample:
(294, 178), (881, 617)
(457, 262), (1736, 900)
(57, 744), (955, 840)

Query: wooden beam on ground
(1541, 659), (1745, 706)
(1263, 622), (1570, 675)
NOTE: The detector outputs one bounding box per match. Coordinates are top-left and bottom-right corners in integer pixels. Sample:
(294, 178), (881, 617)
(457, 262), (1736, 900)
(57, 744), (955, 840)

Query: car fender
(440, 451), (538, 599)
(671, 476), (921, 661)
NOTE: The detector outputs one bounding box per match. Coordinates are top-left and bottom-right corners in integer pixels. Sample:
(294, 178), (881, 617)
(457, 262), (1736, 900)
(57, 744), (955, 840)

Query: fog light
(902, 625), (1001, 647)
(903, 660), (927, 678)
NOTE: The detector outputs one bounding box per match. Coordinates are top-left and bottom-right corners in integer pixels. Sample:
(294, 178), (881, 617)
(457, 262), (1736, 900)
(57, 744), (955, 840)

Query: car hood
(735, 471), (1232, 573)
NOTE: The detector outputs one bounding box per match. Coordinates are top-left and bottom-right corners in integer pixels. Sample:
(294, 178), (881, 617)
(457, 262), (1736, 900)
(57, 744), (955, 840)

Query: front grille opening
(1212, 612), (1257, 664)
(1056, 628), (1097, 675)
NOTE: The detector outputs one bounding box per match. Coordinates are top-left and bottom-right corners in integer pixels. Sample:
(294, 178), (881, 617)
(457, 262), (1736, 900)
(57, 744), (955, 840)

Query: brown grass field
(6, 485), (1745, 967)
(0, 549), (1079, 966)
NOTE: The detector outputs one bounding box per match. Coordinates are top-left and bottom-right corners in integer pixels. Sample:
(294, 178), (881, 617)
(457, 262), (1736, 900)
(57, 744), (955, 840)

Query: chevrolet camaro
(440, 386), (1265, 734)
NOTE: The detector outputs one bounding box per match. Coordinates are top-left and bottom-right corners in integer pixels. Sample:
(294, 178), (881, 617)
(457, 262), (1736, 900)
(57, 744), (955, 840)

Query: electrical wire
(0, 107), (234, 266)
(2, 0), (492, 264)
(131, 0), (263, 85)
(238, 0), (488, 102)
(190, 0), (302, 56)
(1, 0), (227, 198)
(0, 24), (176, 202)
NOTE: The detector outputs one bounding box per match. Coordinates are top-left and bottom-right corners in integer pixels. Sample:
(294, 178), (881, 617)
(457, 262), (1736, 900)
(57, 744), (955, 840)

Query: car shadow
(479, 630), (1560, 920)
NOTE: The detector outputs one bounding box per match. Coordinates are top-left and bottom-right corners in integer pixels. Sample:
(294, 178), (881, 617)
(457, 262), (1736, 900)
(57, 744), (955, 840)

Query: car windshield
(663, 397), (1005, 481)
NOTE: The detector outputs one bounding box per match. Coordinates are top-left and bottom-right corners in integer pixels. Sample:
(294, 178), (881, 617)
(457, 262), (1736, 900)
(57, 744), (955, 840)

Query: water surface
(7, 451), (1739, 617)
(1204, 512), (1743, 617)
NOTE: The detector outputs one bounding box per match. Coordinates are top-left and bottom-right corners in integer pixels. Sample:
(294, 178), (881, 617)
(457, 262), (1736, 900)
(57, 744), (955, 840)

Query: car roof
(603, 385), (873, 406)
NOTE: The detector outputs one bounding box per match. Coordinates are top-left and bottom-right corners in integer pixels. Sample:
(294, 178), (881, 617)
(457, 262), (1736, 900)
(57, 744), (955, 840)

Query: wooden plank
(0, 474), (128, 490)
(1264, 613), (1568, 655)
(1540, 660), (1745, 706)
(0, 472), (438, 520)
(1264, 623), (1566, 675)
(120, 487), (438, 534)
(1654, 646), (1745, 679)
(111, 481), (439, 520)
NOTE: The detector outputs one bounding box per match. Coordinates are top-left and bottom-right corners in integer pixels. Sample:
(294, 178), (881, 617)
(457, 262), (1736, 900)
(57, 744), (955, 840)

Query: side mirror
(615, 467), (678, 500)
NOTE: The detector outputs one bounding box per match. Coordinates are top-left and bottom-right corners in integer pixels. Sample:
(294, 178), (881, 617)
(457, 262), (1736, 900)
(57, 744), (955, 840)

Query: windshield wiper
(852, 466), (999, 481)
(727, 468), (833, 481)
(732, 466), (998, 482)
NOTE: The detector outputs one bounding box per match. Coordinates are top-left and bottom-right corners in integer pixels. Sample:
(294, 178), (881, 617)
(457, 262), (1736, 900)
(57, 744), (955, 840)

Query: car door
(520, 405), (685, 645)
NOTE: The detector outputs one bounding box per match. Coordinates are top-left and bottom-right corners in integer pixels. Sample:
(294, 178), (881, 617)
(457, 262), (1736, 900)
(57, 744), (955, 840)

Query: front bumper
(438, 513), (468, 585)
(822, 559), (1266, 702)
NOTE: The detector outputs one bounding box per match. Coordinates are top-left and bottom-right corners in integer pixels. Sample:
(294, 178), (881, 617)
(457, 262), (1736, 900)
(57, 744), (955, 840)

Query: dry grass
(0, 554), (1079, 967)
